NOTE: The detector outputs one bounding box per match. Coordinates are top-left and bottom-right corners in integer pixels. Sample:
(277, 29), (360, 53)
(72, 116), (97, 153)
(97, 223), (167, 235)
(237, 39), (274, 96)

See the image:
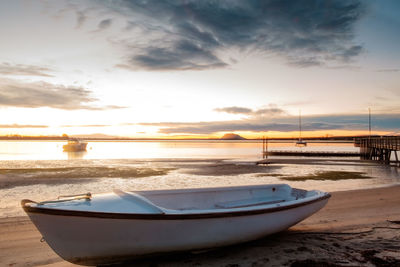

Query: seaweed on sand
(279, 171), (371, 181)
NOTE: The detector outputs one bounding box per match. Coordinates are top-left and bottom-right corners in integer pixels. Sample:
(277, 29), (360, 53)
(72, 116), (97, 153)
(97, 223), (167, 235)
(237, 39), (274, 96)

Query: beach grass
(279, 171), (371, 181)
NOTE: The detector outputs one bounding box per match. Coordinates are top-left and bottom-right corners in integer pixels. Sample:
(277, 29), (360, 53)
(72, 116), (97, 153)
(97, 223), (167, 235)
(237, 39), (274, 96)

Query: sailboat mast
(368, 108), (371, 137)
(299, 110), (302, 139)
(295, 110), (307, 146)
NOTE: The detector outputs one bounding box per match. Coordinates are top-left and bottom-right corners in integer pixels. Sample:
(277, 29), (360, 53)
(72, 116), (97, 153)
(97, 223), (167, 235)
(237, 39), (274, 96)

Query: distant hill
(220, 133), (247, 140)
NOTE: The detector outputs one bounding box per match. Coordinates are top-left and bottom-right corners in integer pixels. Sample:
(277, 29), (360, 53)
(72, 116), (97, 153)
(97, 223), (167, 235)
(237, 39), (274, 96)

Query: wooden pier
(264, 150), (360, 157)
(261, 136), (400, 167)
(261, 138), (360, 159)
(357, 136), (400, 166)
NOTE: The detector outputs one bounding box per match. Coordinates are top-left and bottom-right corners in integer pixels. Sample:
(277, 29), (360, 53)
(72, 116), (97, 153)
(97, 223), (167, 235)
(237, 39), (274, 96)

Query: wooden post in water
(262, 137), (268, 159)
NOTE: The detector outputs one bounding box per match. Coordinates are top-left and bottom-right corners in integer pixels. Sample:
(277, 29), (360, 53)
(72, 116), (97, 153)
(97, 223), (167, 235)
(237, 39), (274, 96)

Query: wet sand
(1, 185), (399, 267)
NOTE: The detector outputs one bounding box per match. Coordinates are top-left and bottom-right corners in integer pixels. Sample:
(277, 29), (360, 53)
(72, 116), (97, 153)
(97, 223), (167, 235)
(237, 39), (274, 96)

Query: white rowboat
(22, 184), (330, 266)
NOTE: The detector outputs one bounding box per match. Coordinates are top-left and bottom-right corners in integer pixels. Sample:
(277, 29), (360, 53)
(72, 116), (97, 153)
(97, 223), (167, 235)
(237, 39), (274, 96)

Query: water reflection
(66, 151), (87, 159)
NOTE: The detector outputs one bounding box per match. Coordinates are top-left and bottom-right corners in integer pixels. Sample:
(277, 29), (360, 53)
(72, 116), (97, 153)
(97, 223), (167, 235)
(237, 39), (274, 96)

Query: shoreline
(1, 185), (399, 266)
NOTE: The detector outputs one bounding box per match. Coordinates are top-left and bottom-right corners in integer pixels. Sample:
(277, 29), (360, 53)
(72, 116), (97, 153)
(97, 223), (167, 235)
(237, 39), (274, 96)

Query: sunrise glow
(0, 1), (399, 139)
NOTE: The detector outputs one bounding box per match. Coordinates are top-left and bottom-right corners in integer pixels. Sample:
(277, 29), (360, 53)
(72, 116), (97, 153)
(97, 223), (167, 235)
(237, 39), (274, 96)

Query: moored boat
(295, 110), (307, 147)
(62, 138), (88, 152)
(296, 139), (307, 147)
(22, 184), (330, 266)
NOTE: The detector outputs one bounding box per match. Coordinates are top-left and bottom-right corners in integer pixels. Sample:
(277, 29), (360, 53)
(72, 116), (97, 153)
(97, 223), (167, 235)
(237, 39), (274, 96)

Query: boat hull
(25, 196), (328, 265)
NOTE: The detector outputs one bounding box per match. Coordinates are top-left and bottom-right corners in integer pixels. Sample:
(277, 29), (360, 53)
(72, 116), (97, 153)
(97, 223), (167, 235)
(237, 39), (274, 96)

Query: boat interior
(122, 184), (314, 211)
(29, 184), (322, 214)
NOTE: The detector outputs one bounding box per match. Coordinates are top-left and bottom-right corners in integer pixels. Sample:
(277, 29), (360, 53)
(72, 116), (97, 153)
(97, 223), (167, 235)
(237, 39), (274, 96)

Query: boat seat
(113, 189), (166, 214)
(215, 197), (285, 209)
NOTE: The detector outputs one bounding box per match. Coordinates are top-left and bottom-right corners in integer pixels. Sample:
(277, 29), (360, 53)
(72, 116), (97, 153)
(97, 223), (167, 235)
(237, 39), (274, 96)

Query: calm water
(0, 140), (399, 218)
(0, 140), (359, 160)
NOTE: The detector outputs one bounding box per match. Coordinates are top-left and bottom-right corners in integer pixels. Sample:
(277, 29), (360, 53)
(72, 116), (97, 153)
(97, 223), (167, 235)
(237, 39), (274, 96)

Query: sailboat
(295, 111), (307, 147)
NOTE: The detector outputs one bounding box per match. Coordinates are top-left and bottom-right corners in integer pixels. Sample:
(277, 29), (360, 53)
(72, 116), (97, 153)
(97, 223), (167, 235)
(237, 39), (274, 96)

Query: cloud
(130, 40), (227, 71)
(253, 107), (286, 117)
(62, 3), (96, 29)
(98, 18), (112, 30)
(306, 114), (400, 130)
(214, 106), (286, 116)
(139, 121), (324, 134)
(339, 45), (363, 61)
(75, 10), (87, 28)
(377, 68), (400, 73)
(102, 0), (364, 71)
(288, 57), (322, 67)
(139, 113), (400, 134)
(61, 124), (110, 127)
(0, 124), (48, 128)
(214, 106), (252, 114)
(0, 78), (125, 110)
(0, 62), (54, 77)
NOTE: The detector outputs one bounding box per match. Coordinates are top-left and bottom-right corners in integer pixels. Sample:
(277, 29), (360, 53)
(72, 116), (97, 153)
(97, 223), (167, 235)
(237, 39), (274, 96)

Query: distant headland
(220, 133), (247, 140)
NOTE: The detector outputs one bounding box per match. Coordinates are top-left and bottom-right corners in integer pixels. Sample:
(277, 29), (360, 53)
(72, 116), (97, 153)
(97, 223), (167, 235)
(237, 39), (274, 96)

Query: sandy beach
(1, 185), (399, 267)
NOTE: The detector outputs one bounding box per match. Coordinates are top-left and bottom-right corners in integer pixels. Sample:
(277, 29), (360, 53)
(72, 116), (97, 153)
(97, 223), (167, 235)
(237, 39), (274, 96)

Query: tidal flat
(0, 166), (176, 189)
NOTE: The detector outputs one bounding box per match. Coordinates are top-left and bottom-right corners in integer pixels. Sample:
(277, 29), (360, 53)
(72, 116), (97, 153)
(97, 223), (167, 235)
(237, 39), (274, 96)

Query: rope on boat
(38, 193), (92, 205)
(57, 192), (92, 200)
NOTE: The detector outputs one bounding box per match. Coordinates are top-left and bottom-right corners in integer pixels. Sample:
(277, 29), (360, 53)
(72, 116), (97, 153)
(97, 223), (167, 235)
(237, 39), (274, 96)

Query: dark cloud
(131, 40), (227, 70)
(104, 0), (364, 71)
(139, 113), (400, 134)
(338, 45), (363, 61)
(0, 124), (48, 128)
(98, 18), (112, 30)
(0, 78), (124, 110)
(0, 62), (54, 77)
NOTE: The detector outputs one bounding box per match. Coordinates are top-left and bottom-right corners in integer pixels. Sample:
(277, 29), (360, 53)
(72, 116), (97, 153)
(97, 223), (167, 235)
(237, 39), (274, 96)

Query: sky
(0, 0), (399, 139)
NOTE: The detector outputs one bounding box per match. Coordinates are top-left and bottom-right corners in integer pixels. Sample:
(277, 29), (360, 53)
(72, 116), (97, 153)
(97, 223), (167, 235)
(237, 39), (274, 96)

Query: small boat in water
(62, 138), (87, 152)
(22, 184), (330, 266)
(296, 139), (307, 147)
(295, 110), (307, 147)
